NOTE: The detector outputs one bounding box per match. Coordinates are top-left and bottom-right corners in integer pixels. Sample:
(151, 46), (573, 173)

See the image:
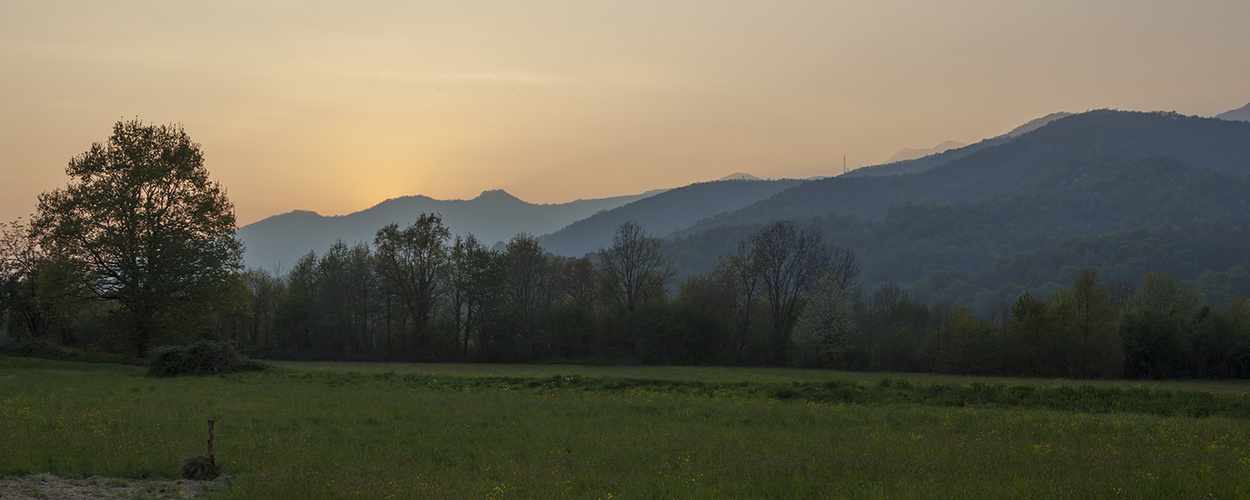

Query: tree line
(211, 217), (858, 366)
(3, 120), (1249, 379)
(10, 209), (1249, 379)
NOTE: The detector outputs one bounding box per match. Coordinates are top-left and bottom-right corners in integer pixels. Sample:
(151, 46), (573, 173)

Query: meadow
(2, 356), (1249, 498)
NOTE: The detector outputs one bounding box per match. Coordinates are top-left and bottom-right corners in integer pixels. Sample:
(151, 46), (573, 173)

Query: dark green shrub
(147, 341), (269, 377)
(181, 455), (221, 480)
(771, 387), (801, 400)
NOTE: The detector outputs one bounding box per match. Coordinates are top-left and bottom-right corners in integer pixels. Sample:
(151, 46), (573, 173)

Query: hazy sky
(3, 1), (1248, 226)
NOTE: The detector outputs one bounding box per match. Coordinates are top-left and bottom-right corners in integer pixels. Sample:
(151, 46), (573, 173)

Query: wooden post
(207, 419), (216, 465)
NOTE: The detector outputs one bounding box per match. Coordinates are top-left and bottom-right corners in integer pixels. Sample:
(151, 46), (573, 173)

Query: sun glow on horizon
(3, 1), (1249, 227)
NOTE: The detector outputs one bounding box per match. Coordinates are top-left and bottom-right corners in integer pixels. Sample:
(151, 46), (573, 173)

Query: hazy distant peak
(886, 141), (967, 163)
(886, 148), (930, 163)
(1005, 112), (1074, 137)
(717, 172), (763, 181)
(473, 189), (526, 204)
(255, 209), (323, 223)
(367, 194), (432, 208)
(1215, 102), (1250, 122)
(239, 188), (657, 271)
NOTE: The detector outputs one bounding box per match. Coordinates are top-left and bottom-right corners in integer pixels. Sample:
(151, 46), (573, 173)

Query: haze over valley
(237, 105), (1250, 314)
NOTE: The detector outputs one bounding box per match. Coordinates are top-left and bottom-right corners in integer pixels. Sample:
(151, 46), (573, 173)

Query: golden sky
(2, 0), (1248, 226)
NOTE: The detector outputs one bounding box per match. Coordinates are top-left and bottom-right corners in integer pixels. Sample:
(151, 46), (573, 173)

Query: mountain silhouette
(845, 112), (1073, 179)
(238, 189), (658, 272)
(664, 109), (1250, 306)
(886, 140), (967, 163)
(717, 172), (764, 181)
(1216, 102), (1250, 122)
(676, 110), (1250, 236)
(538, 178), (802, 256)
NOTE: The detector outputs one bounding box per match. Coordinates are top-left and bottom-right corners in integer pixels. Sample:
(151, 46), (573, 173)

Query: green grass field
(3, 356), (1249, 498)
(273, 360), (1250, 394)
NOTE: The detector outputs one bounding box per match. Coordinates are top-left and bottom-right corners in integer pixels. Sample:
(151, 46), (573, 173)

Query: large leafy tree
(32, 120), (243, 356)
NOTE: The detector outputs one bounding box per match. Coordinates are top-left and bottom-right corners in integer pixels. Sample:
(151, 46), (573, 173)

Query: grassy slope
(3, 356), (1249, 498)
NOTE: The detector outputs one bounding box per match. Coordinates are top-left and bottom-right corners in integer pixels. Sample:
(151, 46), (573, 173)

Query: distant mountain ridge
(1004, 112), (1075, 137)
(538, 178), (803, 257)
(717, 172), (764, 181)
(238, 189), (658, 272)
(238, 106), (1250, 305)
(675, 110), (1250, 238)
(663, 109), (1250, 307)
(1216, 102), (1250, 122)
(844, 112), (1073, 179)
(886, 140), (967, 163)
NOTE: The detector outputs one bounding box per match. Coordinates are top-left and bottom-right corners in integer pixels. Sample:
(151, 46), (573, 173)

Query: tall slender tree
(502, 234), (552, 361)
(598, 220), (674, 353)
(1, 218), (49, 340)
(711, 241), (763, 362)
(373, 214), (450, 357)
(1070, 267), (1123, 377)
(446, 234), (498, 357)
(598, 220), (674, 314)
(750, 220), (830, 362)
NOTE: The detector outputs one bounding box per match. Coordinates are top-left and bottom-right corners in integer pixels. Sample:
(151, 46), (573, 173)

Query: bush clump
(181, 455), (221, 480)
(147, 341), (269, 377)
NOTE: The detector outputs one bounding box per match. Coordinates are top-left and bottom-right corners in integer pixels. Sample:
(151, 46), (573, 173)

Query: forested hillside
(843, 111), (1072, 179)
(678, 110), (1250, 234)
(667, 111), (1250, 309)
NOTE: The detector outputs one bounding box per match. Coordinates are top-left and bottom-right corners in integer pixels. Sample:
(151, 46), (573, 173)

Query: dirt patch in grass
(0, 473), (228, 499)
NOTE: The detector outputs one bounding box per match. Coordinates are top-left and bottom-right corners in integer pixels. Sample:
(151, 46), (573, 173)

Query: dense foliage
(27, 120), (243, 356)
(670, 154), (1250, 305)
(6, 211), (1250, 379)
(146, 340), (268, 378)
(668, 111), (1250, 316)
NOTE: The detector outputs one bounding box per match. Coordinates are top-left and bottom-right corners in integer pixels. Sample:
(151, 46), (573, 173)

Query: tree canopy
(32, 120), (242, 355)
